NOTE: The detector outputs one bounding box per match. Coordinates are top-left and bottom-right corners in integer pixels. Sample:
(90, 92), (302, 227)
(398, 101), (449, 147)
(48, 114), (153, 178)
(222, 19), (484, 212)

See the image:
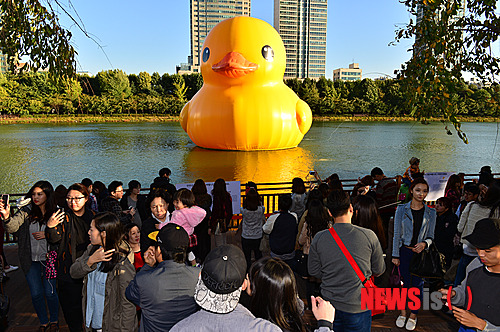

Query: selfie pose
(70, 212), (137, 332)
(0, 181), (60, 331)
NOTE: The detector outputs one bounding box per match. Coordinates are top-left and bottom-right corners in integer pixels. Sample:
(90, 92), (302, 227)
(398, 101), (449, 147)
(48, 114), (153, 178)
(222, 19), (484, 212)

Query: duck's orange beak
(212, 52), (258, 78)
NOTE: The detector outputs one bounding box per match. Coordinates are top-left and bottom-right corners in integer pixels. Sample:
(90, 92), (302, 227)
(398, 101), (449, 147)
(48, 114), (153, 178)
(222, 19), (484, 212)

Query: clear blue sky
(57, 0), (414, 79)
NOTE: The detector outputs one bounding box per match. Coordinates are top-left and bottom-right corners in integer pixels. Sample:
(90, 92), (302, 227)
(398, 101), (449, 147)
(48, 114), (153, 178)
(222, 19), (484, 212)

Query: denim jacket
(392, 202), (436, 257)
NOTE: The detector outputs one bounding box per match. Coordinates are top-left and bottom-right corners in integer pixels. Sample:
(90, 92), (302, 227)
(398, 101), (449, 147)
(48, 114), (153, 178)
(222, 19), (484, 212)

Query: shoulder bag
(329, 227), (386, 316)
(409, 242), (446, 279)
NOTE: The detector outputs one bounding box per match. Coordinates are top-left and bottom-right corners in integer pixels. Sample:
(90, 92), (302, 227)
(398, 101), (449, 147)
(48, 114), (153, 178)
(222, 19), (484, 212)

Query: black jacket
(101, 195), (132, 225)
(434, 210), (458, 256)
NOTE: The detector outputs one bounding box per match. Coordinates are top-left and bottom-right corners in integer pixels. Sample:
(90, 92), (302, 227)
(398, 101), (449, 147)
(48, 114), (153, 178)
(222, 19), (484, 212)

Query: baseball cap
(194, 244), (247, 314)
(148, 223), (189, 251)
(463, 218), (500, 250)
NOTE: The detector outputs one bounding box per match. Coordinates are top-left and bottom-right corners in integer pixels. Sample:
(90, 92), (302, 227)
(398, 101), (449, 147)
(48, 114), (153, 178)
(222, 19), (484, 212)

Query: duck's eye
(261, 45), (274, 62)
(202, 47), (210, 62)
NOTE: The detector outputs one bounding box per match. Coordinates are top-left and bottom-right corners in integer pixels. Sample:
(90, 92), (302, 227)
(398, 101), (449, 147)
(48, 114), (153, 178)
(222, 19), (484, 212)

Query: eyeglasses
(66, 196), (85, 202)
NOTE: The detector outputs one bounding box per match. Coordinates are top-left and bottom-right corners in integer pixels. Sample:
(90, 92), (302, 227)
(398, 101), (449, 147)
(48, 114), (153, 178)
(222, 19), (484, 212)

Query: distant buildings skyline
(274, 0), (328, 79)
(178, 0), (328, 79)
(333, 63), (362, 81)
(179, 0), (250, 74)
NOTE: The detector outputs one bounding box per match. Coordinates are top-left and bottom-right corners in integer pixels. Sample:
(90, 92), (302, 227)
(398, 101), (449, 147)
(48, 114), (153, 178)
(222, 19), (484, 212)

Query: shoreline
(0, 114), (499, 124)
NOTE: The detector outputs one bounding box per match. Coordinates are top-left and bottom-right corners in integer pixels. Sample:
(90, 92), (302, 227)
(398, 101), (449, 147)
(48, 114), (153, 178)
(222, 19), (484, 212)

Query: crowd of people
(0, 162), (499, 332)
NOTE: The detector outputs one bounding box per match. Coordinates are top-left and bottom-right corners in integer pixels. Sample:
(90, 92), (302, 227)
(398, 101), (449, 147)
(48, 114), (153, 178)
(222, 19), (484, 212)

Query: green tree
(151, 72), (162, 95)
(0, 0), (76, 79)
(183, 73), (203, 100)
(96, 70), (131, 98)
(138, 71), (152, 94)
(394, 0), (500, 142)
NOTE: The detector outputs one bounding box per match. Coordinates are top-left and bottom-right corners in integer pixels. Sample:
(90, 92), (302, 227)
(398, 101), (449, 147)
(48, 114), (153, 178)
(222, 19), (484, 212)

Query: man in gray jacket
(126, 223), (200, 331)
(308, 190), (385, 332)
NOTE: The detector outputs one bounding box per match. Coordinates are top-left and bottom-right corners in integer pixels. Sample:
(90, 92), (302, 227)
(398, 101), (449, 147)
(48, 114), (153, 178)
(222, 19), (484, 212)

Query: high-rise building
(182, 0), (250, 74)
(273, 0), (327, 79)
(414, 0), (466, 55)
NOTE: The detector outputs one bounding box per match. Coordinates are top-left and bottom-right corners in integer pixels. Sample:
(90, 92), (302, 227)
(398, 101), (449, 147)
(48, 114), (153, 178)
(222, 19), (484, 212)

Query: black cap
(463, 218), (500, 250)
(201, 244), (246, 295)
(148, 223), (189, 251)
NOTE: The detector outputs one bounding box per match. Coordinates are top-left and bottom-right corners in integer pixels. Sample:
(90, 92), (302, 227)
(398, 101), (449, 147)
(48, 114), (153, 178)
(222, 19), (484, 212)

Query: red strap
(329, 227), (368, 285)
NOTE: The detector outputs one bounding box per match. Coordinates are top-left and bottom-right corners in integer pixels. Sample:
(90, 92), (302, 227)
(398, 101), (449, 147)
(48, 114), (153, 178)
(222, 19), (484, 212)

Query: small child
(160, 188), (206, 265)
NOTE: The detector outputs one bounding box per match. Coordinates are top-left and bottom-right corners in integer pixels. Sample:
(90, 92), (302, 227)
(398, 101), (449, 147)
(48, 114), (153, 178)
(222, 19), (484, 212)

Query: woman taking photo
(290, 177), (307, 220)
(46, 183), (94, 332)
(392, 177), (436, 331)
(70, 212), (137, 332)
(120, 180), (147, 227)
(0, 181), (60, 331)
(210, 178), (233, 247)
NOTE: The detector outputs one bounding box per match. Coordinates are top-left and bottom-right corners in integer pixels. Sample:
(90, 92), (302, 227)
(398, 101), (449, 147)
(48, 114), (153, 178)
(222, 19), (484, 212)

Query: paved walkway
(2, 241), (460, 331)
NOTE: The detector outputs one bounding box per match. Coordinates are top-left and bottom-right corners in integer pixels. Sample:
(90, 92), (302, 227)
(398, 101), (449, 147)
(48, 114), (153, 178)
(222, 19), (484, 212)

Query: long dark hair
(291, 177), (306, 195)
(479, 179), (500, 217)
(352, 195), (387, 249)
(26, 180), (56, 225)
(249, 258), (306, 332)
(305, 199), (331, 239)
(445, 174), (462, 193)
(192, 179), (212, 208)
(212, 178), (228, 198)
(243, 188), (260, 211)
(91, 212), (127, 273)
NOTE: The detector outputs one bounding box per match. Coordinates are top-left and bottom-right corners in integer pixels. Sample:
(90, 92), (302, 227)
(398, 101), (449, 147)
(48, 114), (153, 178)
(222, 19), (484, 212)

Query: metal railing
(2, 173), (495, 243)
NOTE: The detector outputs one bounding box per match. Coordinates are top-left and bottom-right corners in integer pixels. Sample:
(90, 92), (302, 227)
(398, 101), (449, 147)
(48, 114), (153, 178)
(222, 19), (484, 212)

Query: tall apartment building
(274, 0), (327, 79)
(332, 63), (362, 81)
(414, 0), (466, 55)
(181, 0), (250, 73)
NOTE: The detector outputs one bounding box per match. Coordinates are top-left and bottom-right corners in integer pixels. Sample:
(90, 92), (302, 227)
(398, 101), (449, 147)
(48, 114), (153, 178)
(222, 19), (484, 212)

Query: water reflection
(182, 146), (314, 184)
(0, 121), (500, 194)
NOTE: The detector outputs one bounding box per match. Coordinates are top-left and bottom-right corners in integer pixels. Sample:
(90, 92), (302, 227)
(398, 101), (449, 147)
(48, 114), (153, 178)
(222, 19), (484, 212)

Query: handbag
(329, 227), (386, 316)
(388, 266), (402, 288)
(409, 242), (446, 279)
(45, 250), (57, 279)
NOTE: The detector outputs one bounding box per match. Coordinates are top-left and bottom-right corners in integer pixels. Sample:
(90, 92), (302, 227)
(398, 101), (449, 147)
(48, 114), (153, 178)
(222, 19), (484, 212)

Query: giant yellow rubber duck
(180, 16), (312, 151)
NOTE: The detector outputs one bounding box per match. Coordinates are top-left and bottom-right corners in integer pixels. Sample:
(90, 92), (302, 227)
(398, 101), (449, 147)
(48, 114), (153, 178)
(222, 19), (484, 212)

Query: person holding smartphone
(0, 181), (60, 332)
(46, 183), (94, 332)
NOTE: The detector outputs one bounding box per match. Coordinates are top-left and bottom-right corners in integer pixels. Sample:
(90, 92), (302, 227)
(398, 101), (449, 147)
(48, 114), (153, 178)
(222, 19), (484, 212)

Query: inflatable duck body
(180, 16), (312, 151)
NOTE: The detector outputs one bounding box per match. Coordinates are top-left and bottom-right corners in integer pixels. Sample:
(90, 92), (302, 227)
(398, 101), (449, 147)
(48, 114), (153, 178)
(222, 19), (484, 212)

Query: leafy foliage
(0, 0), (76, 79)
(0, 71), (498, 130)
(393, 0), (500, 142)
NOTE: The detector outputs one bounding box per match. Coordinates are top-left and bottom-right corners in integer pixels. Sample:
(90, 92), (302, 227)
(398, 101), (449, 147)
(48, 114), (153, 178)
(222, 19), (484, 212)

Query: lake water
(1, 121), (499, 194)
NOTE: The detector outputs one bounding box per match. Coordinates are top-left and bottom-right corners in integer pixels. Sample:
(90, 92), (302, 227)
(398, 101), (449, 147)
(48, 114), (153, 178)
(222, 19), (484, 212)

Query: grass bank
(0, 114), (498, 124)
(0, 114), (179, 124)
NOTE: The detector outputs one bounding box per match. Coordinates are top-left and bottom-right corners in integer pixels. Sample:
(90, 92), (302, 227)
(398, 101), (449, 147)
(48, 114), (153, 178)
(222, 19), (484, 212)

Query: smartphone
(1, 194), (8, 206)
